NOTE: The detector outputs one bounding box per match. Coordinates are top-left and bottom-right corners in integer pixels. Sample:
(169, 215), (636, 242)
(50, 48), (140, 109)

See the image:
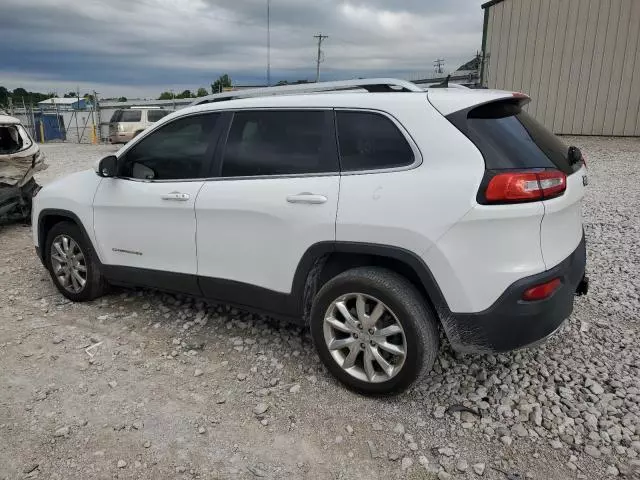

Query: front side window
(120, 113), (219, 180)
(336, 111), (414, 171)
(221, 110), (336, 177)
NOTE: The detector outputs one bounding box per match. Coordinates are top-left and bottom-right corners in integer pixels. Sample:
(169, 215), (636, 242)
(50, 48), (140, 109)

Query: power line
(314, 33), (329, 83)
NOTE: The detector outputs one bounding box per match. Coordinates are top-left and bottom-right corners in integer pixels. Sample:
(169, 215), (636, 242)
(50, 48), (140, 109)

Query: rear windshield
(111, 110), (142, 123)
(448, 100), (575, 174)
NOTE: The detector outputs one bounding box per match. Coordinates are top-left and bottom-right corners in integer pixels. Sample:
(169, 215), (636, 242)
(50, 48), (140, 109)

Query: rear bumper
(444, 234), (587, 353)
(108, 133), (133, 143)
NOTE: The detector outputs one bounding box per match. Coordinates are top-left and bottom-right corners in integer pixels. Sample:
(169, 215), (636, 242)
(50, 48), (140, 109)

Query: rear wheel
(310, 267), (439, 395)
(45, 221), (106, 302)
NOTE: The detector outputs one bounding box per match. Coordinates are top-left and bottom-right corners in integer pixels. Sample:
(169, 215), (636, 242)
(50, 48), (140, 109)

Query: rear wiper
(568, 146), (582, 165)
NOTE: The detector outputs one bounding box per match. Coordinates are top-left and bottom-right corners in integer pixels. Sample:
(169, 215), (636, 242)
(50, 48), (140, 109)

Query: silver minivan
(108, 107), (170, 144)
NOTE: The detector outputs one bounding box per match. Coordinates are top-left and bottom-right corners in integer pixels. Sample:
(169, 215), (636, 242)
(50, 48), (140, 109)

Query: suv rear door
(194, 110), (339, 314)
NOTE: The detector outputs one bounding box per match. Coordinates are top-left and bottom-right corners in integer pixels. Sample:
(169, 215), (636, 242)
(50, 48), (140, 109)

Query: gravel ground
(1, 138), (639, 480)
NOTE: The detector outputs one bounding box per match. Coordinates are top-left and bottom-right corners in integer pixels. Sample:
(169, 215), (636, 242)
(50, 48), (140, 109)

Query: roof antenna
(431, 75), (451, 89)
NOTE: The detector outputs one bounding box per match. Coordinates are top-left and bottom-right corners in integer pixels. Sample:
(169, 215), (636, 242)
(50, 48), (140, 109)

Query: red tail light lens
(485, 169), (566, 203)
(522, 278), (561, 301)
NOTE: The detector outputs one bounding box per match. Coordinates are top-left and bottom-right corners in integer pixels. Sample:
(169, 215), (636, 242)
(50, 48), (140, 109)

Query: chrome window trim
(116, 107), (422, 183)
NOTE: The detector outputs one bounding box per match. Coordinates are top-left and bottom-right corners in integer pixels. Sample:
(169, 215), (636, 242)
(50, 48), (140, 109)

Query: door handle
(161, 192), (190, 201)
(286, 193), (328, 204)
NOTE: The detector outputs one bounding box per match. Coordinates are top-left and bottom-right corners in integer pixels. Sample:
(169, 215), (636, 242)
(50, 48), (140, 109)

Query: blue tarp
(34, 113), (65, 142)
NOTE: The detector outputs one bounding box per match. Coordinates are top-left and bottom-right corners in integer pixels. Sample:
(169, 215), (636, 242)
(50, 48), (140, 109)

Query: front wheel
(310, 267), (439, 395)
(44, 221), (106, 302)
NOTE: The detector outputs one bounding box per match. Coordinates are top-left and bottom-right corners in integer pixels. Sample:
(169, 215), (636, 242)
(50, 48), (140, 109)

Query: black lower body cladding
(443, 234), (587, 354)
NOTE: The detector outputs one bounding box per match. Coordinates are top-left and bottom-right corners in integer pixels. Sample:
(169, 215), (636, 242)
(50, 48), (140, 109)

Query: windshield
(0, 125), (23, 154)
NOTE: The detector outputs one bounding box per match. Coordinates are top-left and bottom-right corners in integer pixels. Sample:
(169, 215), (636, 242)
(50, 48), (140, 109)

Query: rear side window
(147, 110), (169, 122)
(449, 100), (575, 174)
(110, 110), (122, 122)
(120, 110), (142, 122)
(336, 111), (414, 172)
(221, 110), (337, 177)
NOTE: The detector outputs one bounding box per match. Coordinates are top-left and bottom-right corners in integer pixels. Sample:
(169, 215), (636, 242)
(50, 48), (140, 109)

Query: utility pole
(75, 86), (81, 143)
(314, 33), (329, 83)
(267, 0), (271, 86)
(92, 90), (100, 144)
(434, 58), (445, 75)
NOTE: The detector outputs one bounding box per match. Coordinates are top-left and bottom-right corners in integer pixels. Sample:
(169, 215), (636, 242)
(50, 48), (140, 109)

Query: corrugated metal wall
(483, 0), (640, 136)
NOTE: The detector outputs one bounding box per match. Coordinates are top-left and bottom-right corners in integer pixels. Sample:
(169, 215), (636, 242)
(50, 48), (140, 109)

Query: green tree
(63, 91), (77, 98)
(158, 91), (173, 100)
(196, 87), (208, 97)
(117, 96), (128, 102)
(176, 89), (193, 99)
(211, 74), (232, 93)
(276, 79), (309, 86)
(0, 86), (9, 106)
(12, 87), (29, 99)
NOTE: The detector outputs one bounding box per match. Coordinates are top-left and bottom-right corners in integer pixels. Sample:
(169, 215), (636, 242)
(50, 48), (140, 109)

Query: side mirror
(97, 155), (118, 177)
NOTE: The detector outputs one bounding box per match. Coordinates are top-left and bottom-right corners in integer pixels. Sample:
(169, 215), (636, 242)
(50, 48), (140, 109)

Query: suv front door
(195, 110), (339, 315)
(93, 113), (222, 294)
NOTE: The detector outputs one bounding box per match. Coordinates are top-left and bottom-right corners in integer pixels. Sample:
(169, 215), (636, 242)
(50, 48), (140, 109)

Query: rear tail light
(484, 169), (566, 203)
(522, 278), (561, 301)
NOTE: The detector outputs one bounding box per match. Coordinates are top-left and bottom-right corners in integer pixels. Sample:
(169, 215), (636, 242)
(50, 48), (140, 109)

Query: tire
(44, 221), (106, 302)
(310, 267), (439, 395)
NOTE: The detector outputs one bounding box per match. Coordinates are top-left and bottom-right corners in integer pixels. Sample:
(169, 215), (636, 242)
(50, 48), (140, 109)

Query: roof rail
(191, 78), (424, 105)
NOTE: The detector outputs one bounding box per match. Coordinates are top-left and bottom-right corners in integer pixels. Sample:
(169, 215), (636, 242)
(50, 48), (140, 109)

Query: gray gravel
(0, 137), (639, 479)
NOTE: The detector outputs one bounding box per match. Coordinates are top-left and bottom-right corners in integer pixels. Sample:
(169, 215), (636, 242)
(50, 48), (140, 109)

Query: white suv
(32, 79), (588, 394)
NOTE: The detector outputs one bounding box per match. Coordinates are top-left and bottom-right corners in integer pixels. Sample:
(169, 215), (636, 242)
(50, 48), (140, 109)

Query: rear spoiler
(427, 89), (529, 116)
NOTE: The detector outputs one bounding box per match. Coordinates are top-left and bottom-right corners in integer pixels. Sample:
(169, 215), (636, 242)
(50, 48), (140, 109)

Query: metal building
(481, 0), (640, 136)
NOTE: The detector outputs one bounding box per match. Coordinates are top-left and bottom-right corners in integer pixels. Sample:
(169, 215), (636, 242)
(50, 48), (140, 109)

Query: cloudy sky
(1, 0), (486, 98)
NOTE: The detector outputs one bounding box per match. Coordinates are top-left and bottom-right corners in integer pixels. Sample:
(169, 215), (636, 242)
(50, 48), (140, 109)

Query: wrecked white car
(0, 114), (47, 223)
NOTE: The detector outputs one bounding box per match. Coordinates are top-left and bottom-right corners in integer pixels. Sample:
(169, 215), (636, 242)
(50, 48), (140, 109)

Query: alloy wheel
(323, 293), (406, 383)
(50, 234), (87, 294)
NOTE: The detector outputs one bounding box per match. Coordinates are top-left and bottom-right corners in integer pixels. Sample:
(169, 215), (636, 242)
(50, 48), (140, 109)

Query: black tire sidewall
(310, 272), (433, 395)
(44, 222), (102, 302)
